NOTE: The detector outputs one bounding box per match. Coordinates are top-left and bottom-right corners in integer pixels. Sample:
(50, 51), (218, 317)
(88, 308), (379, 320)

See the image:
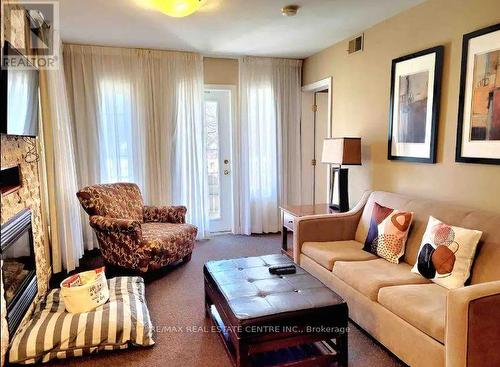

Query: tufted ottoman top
(204, 254), (345, 320)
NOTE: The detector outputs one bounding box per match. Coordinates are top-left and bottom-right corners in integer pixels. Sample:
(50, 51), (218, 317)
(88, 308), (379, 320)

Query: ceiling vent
(347, 34), (364, 55)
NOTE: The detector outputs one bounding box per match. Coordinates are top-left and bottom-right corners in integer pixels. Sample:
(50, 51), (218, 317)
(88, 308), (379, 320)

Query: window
(98, 79), (136, 183)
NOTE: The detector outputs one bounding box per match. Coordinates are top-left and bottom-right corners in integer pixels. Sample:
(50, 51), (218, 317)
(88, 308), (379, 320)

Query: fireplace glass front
(1, 208), (37, 335)
(2, 230), (36, 305)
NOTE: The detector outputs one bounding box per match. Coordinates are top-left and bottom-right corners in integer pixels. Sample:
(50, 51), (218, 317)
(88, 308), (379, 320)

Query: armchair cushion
(140, 223), (197, 269)
(143, 205), (187, 224)
(77, 183), (144, 221)
(302, 240), (377, 270)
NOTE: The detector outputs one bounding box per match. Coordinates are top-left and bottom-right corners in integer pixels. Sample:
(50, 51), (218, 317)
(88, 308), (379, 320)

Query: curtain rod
(61, 41), (200, 56)
(62, 42), (303, 62)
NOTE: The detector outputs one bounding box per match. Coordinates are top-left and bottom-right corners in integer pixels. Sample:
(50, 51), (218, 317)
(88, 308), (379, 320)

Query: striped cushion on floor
(9, 276), (154, 364)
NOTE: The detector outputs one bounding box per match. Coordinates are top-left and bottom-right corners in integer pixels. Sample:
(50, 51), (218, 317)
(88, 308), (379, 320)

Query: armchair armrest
(446, 280), (500, 367)
(293, 191), (370, 263)
(89, 215), (142, 236)
(143, 205), (187, 224)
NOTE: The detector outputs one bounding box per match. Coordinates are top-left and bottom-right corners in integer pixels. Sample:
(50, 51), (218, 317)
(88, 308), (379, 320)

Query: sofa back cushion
(77, 183), (144, 221)
(355, 191), (500, 285)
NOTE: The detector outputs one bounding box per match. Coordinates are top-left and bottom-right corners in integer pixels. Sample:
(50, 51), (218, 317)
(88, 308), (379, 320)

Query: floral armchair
(77, 183), (197, 272)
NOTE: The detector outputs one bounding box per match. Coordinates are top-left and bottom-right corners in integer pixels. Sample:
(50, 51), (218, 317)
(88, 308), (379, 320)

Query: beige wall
(203, 57), (238, 85)
(303, 0), (500, 212)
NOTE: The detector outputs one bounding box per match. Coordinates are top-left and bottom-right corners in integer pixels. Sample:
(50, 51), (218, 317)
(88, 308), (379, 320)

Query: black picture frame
(455, 23), (500, 165)
(387, 45), (444, 163)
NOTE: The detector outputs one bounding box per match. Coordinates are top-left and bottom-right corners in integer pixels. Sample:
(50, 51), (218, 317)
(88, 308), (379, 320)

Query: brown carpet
(44, 234), (406, 367)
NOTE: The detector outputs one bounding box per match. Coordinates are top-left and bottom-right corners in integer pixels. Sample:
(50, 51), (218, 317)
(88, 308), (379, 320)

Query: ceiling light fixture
(281, 5), (299, 17)
(150, 0), (203, 18)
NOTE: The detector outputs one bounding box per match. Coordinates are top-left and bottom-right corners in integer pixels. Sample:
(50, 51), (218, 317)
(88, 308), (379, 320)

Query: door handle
(224, 170), (230, 176)
(224, 159), (230, 164)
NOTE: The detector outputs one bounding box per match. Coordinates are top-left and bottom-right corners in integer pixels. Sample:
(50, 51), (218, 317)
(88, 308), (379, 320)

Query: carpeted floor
(45, 234), (406, 367)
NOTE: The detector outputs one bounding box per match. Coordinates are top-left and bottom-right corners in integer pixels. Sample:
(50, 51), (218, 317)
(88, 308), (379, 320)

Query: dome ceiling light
(150, 0), (203, 18)
(281, 5), (299, 17)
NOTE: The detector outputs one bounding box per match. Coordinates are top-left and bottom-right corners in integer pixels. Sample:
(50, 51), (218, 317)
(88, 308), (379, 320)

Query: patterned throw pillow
(363, 202), (413, 263)
(411, 216), (482, 289)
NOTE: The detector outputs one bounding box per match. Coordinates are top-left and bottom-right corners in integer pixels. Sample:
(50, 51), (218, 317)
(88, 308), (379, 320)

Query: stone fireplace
(1, 136), (50, 367)
(1, 208), (37, 336)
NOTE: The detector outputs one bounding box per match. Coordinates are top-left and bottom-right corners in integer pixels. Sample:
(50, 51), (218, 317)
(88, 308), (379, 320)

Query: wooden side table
(280, 204), (339, 259)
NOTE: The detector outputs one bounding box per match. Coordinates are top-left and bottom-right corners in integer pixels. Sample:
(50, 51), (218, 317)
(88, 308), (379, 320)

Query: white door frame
(204, 84), (239, 234)
(302, 77), (332, 136)
(301, 77), (333, 205)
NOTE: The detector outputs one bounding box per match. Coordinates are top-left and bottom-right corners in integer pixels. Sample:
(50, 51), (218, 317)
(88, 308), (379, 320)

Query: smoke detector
(281, 5), (299, 17)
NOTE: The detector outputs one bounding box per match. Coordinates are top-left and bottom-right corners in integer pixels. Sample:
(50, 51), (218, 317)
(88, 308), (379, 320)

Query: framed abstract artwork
(388, 46), (444, 163)
(456, 23), (500, 165)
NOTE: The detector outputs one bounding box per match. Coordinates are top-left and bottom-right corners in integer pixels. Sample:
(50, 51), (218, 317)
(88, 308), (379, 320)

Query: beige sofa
(294, 191), (500, 367)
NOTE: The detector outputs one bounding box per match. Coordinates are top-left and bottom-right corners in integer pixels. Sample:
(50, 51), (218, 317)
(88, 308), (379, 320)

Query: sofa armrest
(89, 215), (142, 236)
(293, 191), (370, 263)
(446, 280), (500, 367)
(143, 205), (187, 224)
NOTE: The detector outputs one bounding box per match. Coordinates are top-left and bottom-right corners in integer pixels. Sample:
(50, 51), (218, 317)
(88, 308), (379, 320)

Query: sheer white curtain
(39, 38), (85, 272)
(63, 44), (208, 240)
(64, 45), (147, 248)
(238, 57), (302, 235)
(147, 50), (208, 236)
(274, 60), (302, 207)
(169, 55), (208, 237)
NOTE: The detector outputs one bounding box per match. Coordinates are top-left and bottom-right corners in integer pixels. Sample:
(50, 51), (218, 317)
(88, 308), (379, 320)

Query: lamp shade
(321, 138), (361, 165)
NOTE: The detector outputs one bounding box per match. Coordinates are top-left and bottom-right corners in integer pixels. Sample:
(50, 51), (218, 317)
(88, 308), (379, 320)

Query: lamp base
(329, 203), (340, 211)
(329, 167), (350, 213)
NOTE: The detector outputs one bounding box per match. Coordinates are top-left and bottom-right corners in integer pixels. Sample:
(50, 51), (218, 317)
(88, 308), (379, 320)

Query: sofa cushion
(332, 259), (430, 301)
(378, 284), (447, 343)
(302, 240), (377, 270)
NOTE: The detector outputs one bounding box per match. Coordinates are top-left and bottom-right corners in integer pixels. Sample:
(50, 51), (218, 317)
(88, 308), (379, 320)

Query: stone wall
(2, 1), (30, 51)
(0, 137), (51, 366)
(1, 136), (51, 293)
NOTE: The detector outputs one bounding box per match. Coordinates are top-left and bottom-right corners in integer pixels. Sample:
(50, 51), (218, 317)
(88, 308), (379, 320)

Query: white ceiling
(59, 0), (425, 59)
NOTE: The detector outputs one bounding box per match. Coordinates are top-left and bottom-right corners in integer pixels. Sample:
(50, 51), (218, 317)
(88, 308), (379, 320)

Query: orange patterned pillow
(363, 202), (413, 263)
(411, 216), (482, 289)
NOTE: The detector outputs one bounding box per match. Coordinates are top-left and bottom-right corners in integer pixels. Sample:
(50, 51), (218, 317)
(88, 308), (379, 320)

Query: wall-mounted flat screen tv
(1, 41), (39, 137)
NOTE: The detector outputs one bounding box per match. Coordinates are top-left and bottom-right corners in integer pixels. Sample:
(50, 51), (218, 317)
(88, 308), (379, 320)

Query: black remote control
(269, 265), (296, 275)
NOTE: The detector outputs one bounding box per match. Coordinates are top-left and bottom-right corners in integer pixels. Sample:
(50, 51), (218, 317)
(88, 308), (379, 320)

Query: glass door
(204, 88), (233, 233)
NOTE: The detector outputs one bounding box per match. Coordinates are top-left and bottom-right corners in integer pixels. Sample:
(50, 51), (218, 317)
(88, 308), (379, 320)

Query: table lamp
(321, 137), (361, 212)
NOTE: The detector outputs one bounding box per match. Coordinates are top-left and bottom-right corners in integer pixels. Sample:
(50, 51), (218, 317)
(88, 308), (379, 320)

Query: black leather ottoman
(204, 254), (348, 367)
